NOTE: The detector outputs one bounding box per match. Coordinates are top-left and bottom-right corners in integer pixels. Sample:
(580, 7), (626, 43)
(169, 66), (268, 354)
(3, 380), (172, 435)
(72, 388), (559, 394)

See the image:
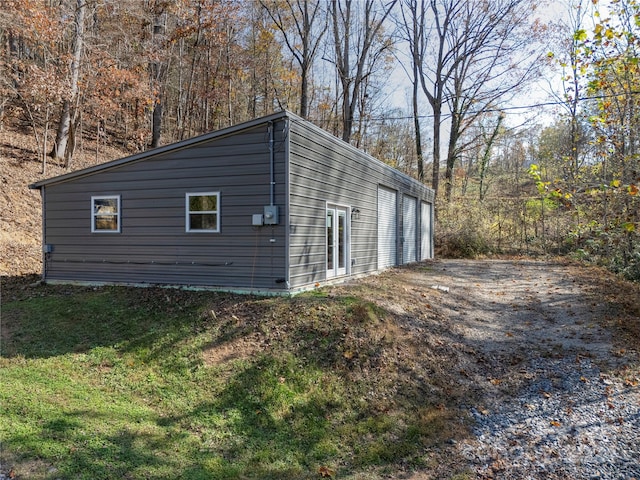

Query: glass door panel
(326, 205), (349, 278)
(326, 209), (334, 271)
(337, 209), (346, 275)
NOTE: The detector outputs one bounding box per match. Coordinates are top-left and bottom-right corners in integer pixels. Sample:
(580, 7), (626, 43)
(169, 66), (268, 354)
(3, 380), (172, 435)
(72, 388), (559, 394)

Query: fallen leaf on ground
(318, 466), (335, 477)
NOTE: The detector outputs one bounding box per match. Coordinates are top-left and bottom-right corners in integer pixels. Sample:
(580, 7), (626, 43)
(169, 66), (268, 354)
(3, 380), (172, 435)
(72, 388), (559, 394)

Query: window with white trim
(186, 192), (220, 232)
(91, 195), (121, 233)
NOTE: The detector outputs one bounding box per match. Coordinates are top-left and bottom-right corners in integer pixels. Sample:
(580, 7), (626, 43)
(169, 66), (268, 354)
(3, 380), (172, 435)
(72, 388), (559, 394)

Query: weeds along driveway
(331, 259), (640, 480)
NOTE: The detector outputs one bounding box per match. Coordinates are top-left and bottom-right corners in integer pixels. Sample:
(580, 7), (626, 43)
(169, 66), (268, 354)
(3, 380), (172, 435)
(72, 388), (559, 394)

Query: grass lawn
(0, 280), (469, 479)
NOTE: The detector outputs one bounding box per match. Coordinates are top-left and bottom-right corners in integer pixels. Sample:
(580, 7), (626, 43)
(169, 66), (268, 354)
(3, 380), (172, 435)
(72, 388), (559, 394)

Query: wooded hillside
(1, 0), (638, 280)
(0, 125), (129, 276)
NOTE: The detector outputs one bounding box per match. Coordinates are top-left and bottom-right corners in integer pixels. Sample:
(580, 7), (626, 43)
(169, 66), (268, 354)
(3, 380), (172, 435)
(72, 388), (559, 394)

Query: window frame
(91, 195), (121, 233)
(185, 192), (220, 233)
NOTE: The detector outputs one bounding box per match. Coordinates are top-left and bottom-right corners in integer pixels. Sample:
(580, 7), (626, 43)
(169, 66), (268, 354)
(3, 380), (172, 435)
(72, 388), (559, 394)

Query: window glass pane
(189, 196), (202, 211)
(190, 195), (217, 211)
(95, 215), (117, 231)
(186, 193), (219, 232)
(189, 213), (217, 230)
(327, 210), (334, 270)
(92, 196), (119, 232)
(94, 198), (118, 215)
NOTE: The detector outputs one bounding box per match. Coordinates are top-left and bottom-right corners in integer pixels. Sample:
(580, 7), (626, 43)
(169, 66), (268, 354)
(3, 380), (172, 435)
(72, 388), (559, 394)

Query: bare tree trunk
(431, 104), (442, 198)
(151, 99), (162, 148)
(442, 0), (539, 202)
(43, 105), (50, 175)
(444, 110), (459, 201)
(478, 114), (504, 201)
(51, 99), (71, 162)
(260, 0), (325, 119)
(331, 0), (351, 141)
(150, 9), (166, 149)
(412, 58), (424, 182)
(398, 0), (426, 182)
(50, 0), (85, 163)
(226, 25), (233, 125)
(330, 0), (396, 143)
(404, 0), (458, 200)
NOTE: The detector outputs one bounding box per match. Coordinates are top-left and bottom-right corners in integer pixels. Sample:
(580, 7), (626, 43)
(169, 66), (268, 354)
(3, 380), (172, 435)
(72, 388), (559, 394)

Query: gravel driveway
(406, 259), (640, 479)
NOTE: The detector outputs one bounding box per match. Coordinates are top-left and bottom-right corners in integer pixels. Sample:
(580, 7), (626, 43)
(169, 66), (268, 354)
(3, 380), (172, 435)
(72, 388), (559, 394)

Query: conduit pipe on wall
(263, 120), (279, 225)
(268, 120), (275, 206)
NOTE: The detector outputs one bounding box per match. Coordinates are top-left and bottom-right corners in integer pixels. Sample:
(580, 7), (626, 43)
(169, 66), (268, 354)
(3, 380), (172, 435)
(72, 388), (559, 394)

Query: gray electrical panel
(263, 205), (279, 225)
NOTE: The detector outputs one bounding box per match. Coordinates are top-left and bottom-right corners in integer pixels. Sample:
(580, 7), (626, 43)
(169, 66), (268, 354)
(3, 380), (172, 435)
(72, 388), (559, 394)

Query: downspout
(263, 120), (279, 225)
(283, 118), (291, 290)
(268, 120), (275, 206)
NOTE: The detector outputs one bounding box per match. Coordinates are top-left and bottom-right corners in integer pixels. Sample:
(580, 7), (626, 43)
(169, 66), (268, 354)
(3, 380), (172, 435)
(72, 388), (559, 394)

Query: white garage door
(421, 201), (433, 260)
(377, 186), (397, 269)
(402, 194), (417, 264)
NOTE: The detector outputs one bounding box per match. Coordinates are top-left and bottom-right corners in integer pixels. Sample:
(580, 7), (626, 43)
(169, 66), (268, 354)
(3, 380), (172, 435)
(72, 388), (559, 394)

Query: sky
(381, 0), (574, 130)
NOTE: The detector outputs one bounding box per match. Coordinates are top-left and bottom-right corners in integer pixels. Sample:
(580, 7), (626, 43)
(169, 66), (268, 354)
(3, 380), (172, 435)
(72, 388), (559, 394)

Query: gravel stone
(420, 259), (640, 480)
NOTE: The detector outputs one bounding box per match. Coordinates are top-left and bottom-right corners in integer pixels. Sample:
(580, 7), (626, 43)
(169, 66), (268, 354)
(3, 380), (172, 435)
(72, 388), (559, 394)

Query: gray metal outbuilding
(30, 111), (434, 294)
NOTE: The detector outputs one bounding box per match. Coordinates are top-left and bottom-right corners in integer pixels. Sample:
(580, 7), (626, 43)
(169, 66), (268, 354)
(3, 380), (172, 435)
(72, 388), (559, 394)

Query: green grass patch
(1, 283), (469, 479)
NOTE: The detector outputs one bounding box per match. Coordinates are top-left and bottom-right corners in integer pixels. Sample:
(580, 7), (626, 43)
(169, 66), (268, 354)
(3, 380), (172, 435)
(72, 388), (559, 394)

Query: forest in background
(0, 0), (638, 280)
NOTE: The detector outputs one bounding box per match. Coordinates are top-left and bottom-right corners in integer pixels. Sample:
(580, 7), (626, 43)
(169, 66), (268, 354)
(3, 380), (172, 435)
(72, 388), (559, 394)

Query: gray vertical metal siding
(287, 116), (434, 289)
(41, 122), (289, 290)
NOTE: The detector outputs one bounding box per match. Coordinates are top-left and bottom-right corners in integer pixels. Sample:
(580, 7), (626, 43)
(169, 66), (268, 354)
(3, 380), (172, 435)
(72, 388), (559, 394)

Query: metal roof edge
(28, 110), (290, 189)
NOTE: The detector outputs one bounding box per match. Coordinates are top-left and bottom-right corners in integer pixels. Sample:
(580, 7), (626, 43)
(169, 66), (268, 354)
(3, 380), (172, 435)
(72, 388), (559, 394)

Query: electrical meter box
(263, 205), (279, 225)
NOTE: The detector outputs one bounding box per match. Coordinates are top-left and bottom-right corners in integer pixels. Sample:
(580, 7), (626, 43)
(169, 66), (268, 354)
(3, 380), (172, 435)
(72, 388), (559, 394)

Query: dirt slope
(0, 127), (131, 276)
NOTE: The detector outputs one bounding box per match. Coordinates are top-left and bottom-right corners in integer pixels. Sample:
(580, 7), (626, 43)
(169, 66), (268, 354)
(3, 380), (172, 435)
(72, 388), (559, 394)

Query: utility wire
(308, 90), (640, 124)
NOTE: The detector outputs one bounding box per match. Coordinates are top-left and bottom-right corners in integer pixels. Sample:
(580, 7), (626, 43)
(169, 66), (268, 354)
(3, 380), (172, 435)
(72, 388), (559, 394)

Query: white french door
(326, 205), (350, 278)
